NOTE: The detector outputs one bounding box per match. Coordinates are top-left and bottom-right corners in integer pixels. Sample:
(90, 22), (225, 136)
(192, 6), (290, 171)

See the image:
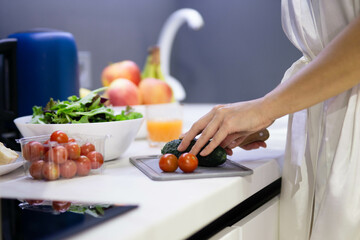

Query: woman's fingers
(189, 113), (225, 156)
(177, 106), (221, 152)
(177, 125), (201, 152)
(177, 101), (273, 157)
(224, 147), (233, 155)
(198, 123), (229, 156)
(223, 134), (267, 151)
(178, 112), (212, 152)
(240, 141), (267, 150)
(220, 133), (244, 149)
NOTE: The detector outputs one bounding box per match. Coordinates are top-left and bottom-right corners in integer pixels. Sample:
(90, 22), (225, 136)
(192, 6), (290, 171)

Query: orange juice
(147, 119), (183, 143)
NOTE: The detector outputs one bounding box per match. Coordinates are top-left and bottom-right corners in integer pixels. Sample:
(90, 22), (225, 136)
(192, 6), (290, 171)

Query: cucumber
(161, 139), (227, 167)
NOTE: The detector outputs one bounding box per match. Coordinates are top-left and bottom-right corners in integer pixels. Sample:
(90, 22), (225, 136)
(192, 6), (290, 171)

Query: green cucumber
(161, 139), (227, 167)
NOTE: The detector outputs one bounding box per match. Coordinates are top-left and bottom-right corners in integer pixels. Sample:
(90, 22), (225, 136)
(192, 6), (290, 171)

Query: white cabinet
(210, 196), (279, 240)
(209, 227), (240, 240)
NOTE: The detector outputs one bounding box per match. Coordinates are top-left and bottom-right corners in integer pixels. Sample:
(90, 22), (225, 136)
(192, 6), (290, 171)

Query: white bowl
(14, 115), (144, 161)
(110, 105), (147, 139)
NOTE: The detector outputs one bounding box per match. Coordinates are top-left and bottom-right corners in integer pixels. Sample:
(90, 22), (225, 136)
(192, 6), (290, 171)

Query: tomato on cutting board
(178, 153), (198, 173)
(159, 154), (178, 172)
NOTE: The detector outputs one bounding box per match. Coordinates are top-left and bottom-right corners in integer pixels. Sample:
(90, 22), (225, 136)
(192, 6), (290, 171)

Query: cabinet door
(209, 227), (240, 240)
(210, 196), (279, 240)
(233, 196), (279, 240)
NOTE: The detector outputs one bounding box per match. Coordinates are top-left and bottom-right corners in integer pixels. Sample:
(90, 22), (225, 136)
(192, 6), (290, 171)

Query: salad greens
(68, 204), (111, 218)
(30, 87), (143, 124)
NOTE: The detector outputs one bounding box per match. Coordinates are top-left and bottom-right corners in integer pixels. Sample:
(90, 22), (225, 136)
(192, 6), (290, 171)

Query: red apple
(139, 78), (173, 104)
(101, 60), (141, 86)
(106, 78), (142, 106)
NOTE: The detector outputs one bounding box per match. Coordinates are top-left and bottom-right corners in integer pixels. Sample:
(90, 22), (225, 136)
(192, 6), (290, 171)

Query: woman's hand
(177, 98), (274, 156)
(224, 141), (267, 156)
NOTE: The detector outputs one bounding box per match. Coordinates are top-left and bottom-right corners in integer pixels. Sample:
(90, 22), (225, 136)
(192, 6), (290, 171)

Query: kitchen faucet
(157, 8), (204, 101)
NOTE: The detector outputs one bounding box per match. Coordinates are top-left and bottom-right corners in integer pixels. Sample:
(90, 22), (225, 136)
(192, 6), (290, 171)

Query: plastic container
(17, 132), (105, 181)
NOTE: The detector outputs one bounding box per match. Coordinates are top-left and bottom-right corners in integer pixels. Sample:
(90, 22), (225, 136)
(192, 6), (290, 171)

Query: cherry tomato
(43, 139), (51, 152)
(52, 201), (71, 213)
(23, 141), (44, 161)
(45, 145), (68, 164)
(42, 162), (60, 180)
(60, 160), (77, 179)
(159, 154), (178, 172)
(80, 143), (95, 156)
(86, 151), (104, 169)
(65, 142), (81, 160)
(76, 156), (91, 176)
(25, 199), (44, 205)
(29, 160), (44, 179)
(178, 153), (198, 173)
(50, 130), (69, 144)
(68, 138), (76, 143)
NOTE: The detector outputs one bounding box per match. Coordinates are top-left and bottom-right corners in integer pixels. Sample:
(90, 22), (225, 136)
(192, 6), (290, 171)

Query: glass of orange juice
(146, 102), (183, 147)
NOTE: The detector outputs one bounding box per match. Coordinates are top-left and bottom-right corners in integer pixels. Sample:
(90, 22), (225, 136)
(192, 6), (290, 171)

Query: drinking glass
(146, 102), (183, 148)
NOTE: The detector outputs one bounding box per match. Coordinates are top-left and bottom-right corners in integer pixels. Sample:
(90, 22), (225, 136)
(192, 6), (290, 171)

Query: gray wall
(0, 0), (301, 103)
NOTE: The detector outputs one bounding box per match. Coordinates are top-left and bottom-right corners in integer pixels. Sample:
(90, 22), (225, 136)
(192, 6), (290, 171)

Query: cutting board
(130, 155), (253, 181)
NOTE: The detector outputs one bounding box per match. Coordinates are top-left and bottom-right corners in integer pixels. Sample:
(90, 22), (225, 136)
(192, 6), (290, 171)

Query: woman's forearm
(262, 15), (360, 121)
(178, 15), (360, 156)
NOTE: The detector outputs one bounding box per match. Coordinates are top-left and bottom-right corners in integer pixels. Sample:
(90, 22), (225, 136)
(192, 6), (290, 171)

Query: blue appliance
(0, 29), (79, 149)
(8, 29), (79, 117)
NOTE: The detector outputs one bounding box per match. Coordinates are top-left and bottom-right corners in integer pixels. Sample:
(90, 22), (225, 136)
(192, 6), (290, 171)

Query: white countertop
(0, 104), (288, 240)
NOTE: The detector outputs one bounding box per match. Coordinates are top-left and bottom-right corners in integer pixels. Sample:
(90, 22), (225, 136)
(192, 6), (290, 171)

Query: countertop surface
(0, 104), (288, 240)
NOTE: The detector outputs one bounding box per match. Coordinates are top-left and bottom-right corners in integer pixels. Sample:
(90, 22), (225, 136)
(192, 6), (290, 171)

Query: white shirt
(280, 1), (360, 239)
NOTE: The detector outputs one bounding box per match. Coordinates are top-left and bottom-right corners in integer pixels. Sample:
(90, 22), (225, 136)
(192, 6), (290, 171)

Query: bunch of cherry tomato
(25, 199), (71, 213)
(159, 153), (198, 173)
(22, 130), (104, 181)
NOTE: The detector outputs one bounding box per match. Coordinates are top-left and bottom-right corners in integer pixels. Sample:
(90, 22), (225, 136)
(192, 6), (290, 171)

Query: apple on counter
(100, 53), (174, 107)
(101, 60), (141, 87)
(139, 78), (172, 104)
(106, 78), (142, 106)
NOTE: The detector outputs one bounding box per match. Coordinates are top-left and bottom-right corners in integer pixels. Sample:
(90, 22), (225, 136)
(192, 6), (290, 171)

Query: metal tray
(130, 155), (253, 181)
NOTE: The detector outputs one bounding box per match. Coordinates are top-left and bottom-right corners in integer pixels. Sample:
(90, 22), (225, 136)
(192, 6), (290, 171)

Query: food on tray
(159, 154), (178, 172)
(158, 152), (198, 173)
(178, 153), (198, 173)
(30, 87), (142, 124)
(20, 130), (104, 181)
(161, 139), (227, 167)
(0, 142), (19, 165)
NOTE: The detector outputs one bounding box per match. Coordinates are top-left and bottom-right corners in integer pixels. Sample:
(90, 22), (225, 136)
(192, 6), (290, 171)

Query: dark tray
(130, 155), (253, 181)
